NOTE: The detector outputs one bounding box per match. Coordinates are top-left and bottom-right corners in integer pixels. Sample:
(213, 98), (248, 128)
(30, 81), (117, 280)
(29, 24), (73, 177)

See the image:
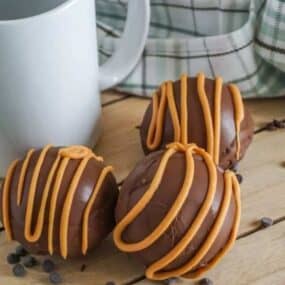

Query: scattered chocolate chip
(199, 277), (213, 285)
(49, 272), (62, 284)
(42, 259), (55, 273)
(7, 253), (20, 264)
(105, 282), (116, 285)
(163, 277), (178, 284)
(272, 119), (285, 128)
(236, 173), (243, 184)
(23, 256), (38, 268)
(230, 162), (239, 173)
(80, 264), (86, 272)
(281, 161), (285, 168)
(12, 264), (26, 277)
(266, 122), (277, 131)
(261, 217), (273, 228)
(15, 245), (28, 257)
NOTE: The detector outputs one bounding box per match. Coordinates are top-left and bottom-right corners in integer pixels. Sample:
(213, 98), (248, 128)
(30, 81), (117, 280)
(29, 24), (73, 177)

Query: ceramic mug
(0, 0), (150, 176)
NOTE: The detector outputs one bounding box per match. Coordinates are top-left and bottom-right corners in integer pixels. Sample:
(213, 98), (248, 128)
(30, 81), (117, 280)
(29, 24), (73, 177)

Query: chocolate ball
(114, 143), (240, 281)
(0, 145), (118, 259)
(140, 73), (254, 169)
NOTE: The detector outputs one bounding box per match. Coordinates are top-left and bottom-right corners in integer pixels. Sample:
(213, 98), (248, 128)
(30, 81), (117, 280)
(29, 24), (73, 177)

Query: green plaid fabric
(256, 0), (285, 72)
(96, 0), (285, 98)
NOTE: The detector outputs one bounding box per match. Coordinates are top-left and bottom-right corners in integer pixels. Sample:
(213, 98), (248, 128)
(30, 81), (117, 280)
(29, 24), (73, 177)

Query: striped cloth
(96, 0), (285, 98)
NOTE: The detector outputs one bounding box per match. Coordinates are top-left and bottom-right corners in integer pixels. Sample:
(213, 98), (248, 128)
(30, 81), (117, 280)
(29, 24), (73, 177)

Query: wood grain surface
(0, 93), (284, 285)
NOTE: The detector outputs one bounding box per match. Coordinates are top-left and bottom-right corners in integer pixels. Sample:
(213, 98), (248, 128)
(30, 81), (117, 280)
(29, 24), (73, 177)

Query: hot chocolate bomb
(114, 143), (241, 280)
(0, 145), (118, 259)
(140, 73), (254, 169)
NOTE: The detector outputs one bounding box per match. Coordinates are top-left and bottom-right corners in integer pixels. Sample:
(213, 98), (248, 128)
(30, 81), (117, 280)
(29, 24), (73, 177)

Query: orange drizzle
(2, 160), (19, 240)
(146, 73), (244, 164)
(17, 149), (34, 206)
(113, 142), (241, 280)
(228, 84), (245, 160)
(1, 145), (113, 259)
(180, 74), (188, 145)
(82, 165), (113, 255)
(146, 82), (180, 150)
(48, 157), (70, 255)
(25, 145), (52, 242)
(213, 77), (223, 163)
(197, 73), (214, 157)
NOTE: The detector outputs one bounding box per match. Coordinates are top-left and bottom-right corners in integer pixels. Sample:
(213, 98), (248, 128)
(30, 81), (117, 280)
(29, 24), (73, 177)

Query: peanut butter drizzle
(82, 165), (113, 255)
(146, 73), (245, 164)
(17, 149), (34, 206)
(228, 84), (245, 160)
(113, 142), (241, 280)
(1, 145), (113, 259)
(2, 160), (19, 241)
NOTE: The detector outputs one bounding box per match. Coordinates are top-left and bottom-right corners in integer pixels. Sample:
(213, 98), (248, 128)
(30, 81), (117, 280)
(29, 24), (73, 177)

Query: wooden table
(0, 91), (285, 285)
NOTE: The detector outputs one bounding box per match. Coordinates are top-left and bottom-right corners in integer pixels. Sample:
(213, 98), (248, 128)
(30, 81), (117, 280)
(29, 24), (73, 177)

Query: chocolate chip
(163, 277), (178, 284)
(236, 173), (243, 184)
(23, 256), (38, 268)
(80, 264), (86, 272)
(272, 119), (285, 128)
(105, 282), (116, 285)
(261, 217), (273, 228)
(42, 259), (55, 273)
(7, 253), (20, 264)
(266, 122), (277, 131)
(12, 264), (26, 277)
(15, 245), (28, 257)
(199, 277), (213, 285)
(49, 272), (62, 284)
(230, 162), (239, 173)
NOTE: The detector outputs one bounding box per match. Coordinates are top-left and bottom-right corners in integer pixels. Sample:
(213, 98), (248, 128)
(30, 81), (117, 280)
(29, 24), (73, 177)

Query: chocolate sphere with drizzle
(114, 143), (241, 281)
(140, 73), (254, 169)
(0, 145), (118, 259)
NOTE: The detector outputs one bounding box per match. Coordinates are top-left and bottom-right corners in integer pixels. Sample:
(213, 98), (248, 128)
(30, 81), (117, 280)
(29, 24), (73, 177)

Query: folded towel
(97, 0), (285, 98)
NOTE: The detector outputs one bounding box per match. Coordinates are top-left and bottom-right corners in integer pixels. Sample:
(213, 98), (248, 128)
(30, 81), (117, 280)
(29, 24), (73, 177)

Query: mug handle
(99, 0), (150, 90)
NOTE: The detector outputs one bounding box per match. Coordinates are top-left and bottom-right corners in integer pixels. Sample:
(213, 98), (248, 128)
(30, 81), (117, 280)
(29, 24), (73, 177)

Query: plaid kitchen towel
(96, 0), (285, 98)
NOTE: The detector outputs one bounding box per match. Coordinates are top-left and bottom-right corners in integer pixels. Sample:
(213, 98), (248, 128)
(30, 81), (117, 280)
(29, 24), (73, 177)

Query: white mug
(0, 0), (150, 176)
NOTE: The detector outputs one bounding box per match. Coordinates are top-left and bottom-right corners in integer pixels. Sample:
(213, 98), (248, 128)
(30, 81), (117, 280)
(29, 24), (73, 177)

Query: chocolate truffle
(114, 143), (240, 280)
(140, 73), (254, 169)
(0, 145), (118, 259)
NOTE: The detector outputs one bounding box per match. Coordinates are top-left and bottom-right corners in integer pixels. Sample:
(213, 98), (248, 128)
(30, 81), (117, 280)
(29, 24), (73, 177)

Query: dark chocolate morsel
(260, 217), (273, 228)
(42, 259), (55, 273)
(15, 245), (28, 257)
(80, 264), (87, 272)
(236, 174), (243, 184)
(49, 271), (62, 284)
(140, 76), (254, 169)
(7, 253), (20, 264)
(199, 277), (214, 285)
(12, 264), (26, 277)
(23, 256), (38, 268)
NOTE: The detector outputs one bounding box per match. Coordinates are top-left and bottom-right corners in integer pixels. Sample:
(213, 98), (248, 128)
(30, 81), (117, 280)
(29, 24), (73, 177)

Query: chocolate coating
(0, 146), (119, 258)
(115, 149), (236, 275)
(140, 76), (254, 169)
